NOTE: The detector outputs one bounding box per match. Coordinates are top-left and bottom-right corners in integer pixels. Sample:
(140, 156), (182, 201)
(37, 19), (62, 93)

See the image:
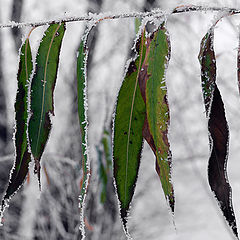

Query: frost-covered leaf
(199, 30), (216, 113)
(113, 30), (146, 234)
(138, 23), (174, 212)
(2, 36), (32, 205)
(28, 23), (65, 184)
(199, 28), (238, 238)
(76, 25), (97, 238)
(77, 37), (89, 208)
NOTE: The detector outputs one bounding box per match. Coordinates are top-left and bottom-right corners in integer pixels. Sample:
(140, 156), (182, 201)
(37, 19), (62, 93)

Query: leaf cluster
(0, 11), (239, 240)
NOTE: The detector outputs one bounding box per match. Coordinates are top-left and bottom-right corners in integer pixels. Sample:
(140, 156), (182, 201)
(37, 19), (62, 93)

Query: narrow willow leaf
(2, 36), (32, 207)
(199, 28), (238, 238)
(28, 23), (65, 184)
(138, 24), (174, 212)
(77, 25), (95, 239)
(113, 30), (146, 233)
(77, 38), (89, 207)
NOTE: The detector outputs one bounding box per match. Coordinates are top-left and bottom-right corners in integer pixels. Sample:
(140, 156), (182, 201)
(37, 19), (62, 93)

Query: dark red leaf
(199, 28), (238, 238)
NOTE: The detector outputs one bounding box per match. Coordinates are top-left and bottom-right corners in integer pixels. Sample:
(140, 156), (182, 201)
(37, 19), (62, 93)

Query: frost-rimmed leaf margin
(28, 23), (65, 186)
(76, 22), (97, 239)
(0, 29), (34, 225)
(198, 16), (238, 239)
(112, 20), (147, 238)
(139, 22), (174, 213)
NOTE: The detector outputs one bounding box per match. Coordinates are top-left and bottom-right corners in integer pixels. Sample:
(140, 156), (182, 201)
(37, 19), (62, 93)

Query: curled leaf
(199, 28), (238, 238)
(77, 39), (89, 206)
(77, 24), (96, 238)
(138, 24), (174, 212)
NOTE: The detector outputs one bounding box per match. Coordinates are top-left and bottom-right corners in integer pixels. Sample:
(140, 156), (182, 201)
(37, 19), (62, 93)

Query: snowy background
(1, 0), (240, 239)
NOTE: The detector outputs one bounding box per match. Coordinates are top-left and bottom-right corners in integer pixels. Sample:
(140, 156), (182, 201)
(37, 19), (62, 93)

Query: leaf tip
(120, 207), (132, 239)
(168, 194), (175, 214)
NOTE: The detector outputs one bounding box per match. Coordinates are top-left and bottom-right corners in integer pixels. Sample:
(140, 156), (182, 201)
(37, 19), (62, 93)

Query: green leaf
(2, 36), (32, 203)
(199, 28), (238, 238)
(113, 30), (146, 232)
(135, 18), (141, 34)
(28, 23), (65, 183)
(77, 39), (89, 207)
(139, 24), (174, 211)
(198, 30), (216, 114)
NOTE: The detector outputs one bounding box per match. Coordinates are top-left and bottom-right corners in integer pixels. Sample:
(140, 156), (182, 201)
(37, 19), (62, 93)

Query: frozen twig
(0, 5), (239, 29)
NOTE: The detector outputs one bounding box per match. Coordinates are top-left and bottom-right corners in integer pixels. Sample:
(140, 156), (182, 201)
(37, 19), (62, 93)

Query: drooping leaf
(77, 38), (89, 207)
(199, 30), (216, 113)
(28, 23), (65, 184)
(76, 26), (97, 238)
(113, 30), (146, 233)
(2, 36), (32, 205)
(138, 24), (174, 212)
(199, 28), (238, 238)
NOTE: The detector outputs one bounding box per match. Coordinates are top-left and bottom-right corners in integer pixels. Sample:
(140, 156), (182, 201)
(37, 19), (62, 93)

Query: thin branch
(0, 5), (240, 29)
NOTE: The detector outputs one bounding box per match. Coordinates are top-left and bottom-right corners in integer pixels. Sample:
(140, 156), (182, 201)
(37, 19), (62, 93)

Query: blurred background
(1, 0), (240, 239)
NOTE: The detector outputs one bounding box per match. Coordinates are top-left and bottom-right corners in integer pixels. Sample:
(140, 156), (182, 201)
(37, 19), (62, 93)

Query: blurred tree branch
(11, 0), (23, 51)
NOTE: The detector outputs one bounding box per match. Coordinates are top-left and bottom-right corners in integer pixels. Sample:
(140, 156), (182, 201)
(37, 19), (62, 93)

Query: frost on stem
(0, 5), (240, 29)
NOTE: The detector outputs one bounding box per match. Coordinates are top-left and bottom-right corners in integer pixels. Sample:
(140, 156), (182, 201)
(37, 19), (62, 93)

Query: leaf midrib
(124, 32), (144, 205)
(35, 24), (61, 156)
